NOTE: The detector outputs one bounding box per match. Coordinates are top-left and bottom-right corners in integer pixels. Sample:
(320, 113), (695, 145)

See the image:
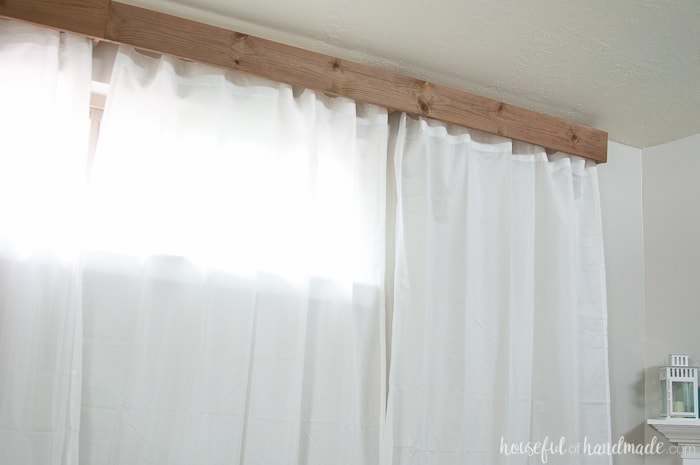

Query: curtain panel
(0, 20), (92, 465)
(80, 46), (389, 465)
(0, 22), (612, 465)
(381, 114), (611, 465)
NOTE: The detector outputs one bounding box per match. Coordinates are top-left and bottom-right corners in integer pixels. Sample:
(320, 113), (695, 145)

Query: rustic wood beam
(0, 0), (608, 162)
(0, 0), (107, 38)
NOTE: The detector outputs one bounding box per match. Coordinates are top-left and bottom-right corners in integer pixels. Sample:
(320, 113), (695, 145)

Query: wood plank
(0, 0), (108, 38)
(105, 3), (607, 162)
(0, 0), (608, 162)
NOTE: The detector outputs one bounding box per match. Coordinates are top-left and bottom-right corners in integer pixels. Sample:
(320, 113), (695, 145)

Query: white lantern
(659, 354), (698, 418)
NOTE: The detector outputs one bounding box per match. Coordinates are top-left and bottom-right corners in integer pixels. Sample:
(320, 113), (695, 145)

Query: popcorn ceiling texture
(124, 0), (700, 148)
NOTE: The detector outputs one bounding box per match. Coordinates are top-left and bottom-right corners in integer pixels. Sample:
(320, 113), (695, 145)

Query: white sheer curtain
(79, 47), (389, 465)
(0, 20), (614, 465)
(0, 20), (92, 465)
(380, 114), (611, 465)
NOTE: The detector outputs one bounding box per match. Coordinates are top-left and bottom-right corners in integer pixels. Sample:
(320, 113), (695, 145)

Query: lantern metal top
(667, 354), (690, 367)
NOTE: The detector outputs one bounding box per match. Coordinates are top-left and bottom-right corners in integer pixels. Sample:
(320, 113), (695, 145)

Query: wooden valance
(0, 0), (608, 162)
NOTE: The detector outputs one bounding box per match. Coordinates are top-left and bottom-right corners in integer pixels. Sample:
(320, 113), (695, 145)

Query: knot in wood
(418, 97), (431, 115)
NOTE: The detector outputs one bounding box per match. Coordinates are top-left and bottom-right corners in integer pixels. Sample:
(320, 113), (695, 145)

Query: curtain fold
(380, 114), (611, 465)
(79, 46), (389, 465)
(0, 20), (92, 465)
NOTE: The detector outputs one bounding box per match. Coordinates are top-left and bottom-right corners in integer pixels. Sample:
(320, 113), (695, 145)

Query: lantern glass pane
(660, 379), (668, 416)
(671, 381), (695, 412)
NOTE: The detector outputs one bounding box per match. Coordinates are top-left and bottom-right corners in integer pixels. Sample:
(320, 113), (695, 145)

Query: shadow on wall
(624, 369), (646, 445)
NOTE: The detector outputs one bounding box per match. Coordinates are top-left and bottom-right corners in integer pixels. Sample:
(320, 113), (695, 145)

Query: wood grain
(0, 0), (608, 162)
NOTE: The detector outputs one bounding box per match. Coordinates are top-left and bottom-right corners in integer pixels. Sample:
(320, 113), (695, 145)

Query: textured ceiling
(126, 0), (700, 148)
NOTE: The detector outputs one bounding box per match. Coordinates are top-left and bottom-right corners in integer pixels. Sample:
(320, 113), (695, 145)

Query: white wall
(599, 141), (647, 465)
(642, 133), (700, 465)
(599, 133), (700, 465)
